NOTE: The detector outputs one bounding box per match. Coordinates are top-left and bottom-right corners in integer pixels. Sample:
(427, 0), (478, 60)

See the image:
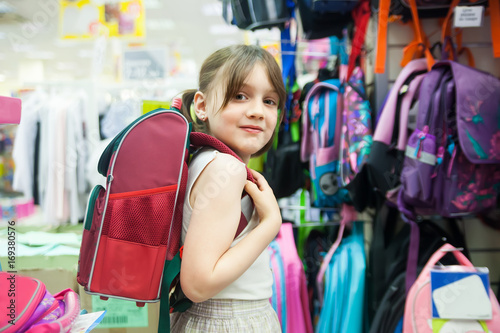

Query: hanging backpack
(77, 98), (255, 332)
(296, 0), (353, 40)
(301, 35), (354, 208)
(223, 0), (293, 31)
(346, 58), (429, 212)
(366, 208), (469, 327)
(403, 243), (500, 332)
(301, 78), (348, 207)
(312, 0), (360, 13)
(339, 0), (373, 190)
(398, 60), (500, 220)
(0, 272), (80, 333)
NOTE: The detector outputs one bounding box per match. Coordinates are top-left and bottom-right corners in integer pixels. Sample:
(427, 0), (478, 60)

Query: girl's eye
(264, 99), (277, 106)
(235, 94), (247, 101)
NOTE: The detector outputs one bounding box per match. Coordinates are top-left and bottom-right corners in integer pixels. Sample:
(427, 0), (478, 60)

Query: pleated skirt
(170, 298), (281, 332)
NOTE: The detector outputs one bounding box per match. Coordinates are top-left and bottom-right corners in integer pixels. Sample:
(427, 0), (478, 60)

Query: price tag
(454, 6), (484, 28)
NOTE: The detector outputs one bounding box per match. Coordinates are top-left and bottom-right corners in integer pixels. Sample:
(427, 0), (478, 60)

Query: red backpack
(77, 98), (253, 332)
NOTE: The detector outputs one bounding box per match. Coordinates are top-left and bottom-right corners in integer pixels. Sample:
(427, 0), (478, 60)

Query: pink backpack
(0, 272), (80, 333)
(403, 243), (500, 332)
(0, 96), (21, 124)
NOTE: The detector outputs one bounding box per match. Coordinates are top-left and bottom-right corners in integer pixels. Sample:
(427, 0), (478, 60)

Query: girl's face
(200, 63), (279, 164)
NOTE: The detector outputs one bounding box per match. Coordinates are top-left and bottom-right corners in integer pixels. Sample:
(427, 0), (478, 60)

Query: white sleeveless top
(181, 148), (273, 300)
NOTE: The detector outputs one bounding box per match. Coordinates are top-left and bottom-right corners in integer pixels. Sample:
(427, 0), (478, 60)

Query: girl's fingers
(249, 169), (262, 182)
(244, 180), (260, 196)
(248, 169), (270, 190)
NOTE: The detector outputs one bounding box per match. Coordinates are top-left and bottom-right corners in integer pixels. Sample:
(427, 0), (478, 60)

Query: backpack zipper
(432, 76), (454, 177)
(416, 71), (449, 159)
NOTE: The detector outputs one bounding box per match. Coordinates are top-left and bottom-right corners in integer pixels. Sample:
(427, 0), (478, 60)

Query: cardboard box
(78, 285), (160, 333)
(17, 268), (79, 296)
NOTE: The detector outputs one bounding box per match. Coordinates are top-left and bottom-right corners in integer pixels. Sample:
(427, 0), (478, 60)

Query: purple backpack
(345, 58), (429, 211)
(399, 60), (500, 219)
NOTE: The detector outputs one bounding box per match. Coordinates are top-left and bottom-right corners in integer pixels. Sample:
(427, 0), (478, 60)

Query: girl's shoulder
(202, 150), (247, 181)
(191, 147), (247, 185)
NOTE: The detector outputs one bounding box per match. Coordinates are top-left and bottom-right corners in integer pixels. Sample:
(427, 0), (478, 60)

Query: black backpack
(223, 0), (293, 31)
(366, 203), (469, 326)
(297, 0), (353, 39)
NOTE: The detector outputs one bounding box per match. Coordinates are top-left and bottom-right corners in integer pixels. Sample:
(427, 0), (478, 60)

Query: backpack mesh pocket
(102, 185), (181, 250)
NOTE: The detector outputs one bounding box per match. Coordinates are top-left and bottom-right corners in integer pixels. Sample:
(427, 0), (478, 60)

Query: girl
(170, 44), (286, 332)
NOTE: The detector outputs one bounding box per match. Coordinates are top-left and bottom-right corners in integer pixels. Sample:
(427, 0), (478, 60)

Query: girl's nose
(247, 101), (265, 119)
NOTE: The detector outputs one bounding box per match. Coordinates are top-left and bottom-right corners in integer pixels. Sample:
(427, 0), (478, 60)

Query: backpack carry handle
(372, 58), (428, 148)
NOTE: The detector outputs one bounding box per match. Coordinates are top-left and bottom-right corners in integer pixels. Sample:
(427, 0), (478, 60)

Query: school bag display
(398, 60), (500, 219)
(77, 98), (254, 332)
(403, 243), (500, 332)
(0, 272), (80, 333)
(346, 58), (429, 212)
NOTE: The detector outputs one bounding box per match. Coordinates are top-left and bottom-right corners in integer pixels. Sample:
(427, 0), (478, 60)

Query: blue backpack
(300, 37), (352, 208)
(301, 78), (349, 207)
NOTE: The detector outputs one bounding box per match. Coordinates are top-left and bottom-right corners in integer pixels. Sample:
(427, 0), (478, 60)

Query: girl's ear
(193, 91), (207, 121)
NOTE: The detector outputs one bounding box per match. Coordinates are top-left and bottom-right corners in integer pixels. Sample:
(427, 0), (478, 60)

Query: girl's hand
(244, 169), (282, 232)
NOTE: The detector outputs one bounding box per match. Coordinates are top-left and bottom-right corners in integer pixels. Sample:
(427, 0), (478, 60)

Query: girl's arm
(180, 153), (281, 303)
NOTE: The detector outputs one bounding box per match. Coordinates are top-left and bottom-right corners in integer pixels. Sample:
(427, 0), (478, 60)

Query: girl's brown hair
(180, 44), (286, 157)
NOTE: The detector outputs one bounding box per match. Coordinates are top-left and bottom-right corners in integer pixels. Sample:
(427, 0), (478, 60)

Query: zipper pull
(432, 146), (445, 178)
(436, 146), (445, 165)
(414, 126), (429, 159)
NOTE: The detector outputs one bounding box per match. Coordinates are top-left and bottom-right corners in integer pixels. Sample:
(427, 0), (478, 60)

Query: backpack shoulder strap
(189, 131), (255, 238)
(190, 132), (255, 182)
